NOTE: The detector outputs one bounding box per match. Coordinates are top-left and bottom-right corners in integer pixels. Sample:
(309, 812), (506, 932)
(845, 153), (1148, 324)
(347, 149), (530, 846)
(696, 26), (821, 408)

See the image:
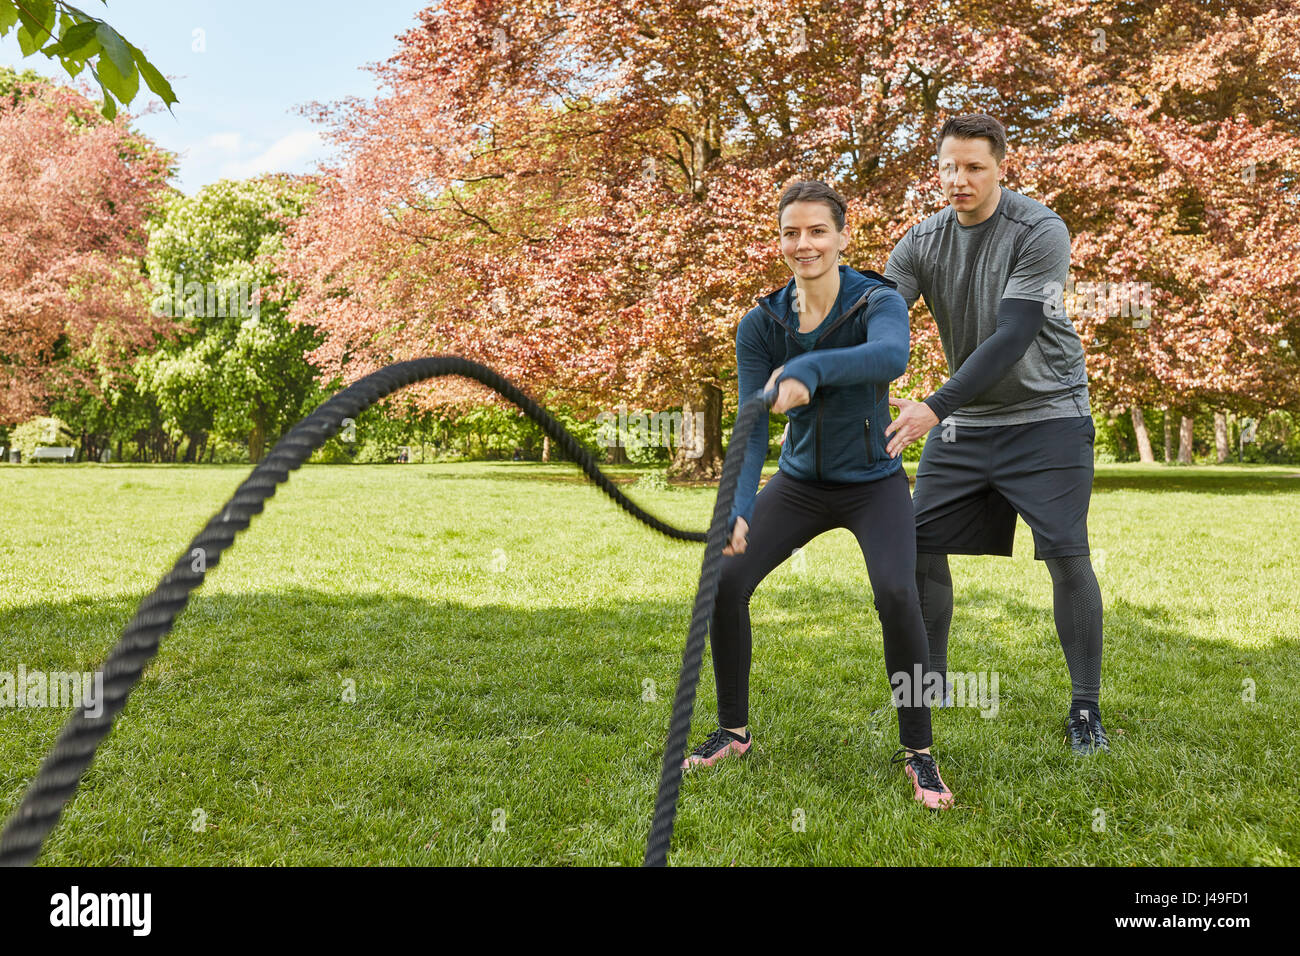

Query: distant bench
(31, 446), (75, 462)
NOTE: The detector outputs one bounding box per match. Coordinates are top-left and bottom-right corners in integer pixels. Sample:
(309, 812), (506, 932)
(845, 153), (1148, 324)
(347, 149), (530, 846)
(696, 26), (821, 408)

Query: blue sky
(1, 0), (431, 193)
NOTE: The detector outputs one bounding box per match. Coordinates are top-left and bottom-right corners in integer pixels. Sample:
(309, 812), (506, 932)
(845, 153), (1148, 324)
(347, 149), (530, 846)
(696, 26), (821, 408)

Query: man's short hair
(937, 114), (1006, 164)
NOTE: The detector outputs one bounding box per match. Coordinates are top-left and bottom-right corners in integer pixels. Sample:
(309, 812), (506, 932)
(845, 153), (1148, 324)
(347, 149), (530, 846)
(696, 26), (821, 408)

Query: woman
(682, 180), (953, 810)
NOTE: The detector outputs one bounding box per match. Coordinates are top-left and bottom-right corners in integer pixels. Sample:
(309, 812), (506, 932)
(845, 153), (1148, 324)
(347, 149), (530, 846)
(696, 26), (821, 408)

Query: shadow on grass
(741, 574), (1296, 716)
(412, 465), (733, 489)
(0, 587), (700, 784)
(413, 462), (1300, 495)
(3, 577), (1290, 743)
(2, 579), (1295, 863)
(1091, 471), (1300, 495)
(0, 587), (714, 858)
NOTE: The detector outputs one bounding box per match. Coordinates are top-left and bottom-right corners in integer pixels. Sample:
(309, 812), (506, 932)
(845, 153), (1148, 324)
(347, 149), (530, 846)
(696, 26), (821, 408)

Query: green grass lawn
(1, 460), (1297, 865)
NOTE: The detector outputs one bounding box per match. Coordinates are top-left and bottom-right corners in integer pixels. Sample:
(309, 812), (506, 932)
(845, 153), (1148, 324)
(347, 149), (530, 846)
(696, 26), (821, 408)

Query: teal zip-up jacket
(729, 263), (910, 530)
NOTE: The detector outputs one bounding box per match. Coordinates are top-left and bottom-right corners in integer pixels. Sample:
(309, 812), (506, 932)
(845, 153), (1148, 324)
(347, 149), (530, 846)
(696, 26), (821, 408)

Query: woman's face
(779, 200), (847, 280)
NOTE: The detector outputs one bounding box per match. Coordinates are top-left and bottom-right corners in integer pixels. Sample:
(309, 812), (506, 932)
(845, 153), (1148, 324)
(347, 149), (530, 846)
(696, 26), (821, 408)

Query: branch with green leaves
(0, 0), (176, 118)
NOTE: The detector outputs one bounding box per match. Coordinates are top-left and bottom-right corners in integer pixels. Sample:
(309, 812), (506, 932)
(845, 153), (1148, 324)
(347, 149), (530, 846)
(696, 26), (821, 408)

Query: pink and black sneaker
(682, 727), (753, 770)
(891, 747), (954, 810)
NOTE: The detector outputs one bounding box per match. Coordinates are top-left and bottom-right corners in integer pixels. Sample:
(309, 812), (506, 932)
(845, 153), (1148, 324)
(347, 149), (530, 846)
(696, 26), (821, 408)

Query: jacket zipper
(813, 289), (874, 478)
(813, 291), (872, 341)
(755, 287), (873, 336)
(757, 286), (879, 481)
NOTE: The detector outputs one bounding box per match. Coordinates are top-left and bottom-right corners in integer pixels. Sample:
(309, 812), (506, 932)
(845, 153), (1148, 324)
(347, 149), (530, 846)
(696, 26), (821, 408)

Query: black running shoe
(682, 726), (752, 770)
(1065, 708), (1110, 754)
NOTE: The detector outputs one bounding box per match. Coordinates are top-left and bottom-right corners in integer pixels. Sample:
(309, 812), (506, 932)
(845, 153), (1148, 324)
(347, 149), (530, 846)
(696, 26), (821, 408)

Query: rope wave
(0, 356), (769, 867)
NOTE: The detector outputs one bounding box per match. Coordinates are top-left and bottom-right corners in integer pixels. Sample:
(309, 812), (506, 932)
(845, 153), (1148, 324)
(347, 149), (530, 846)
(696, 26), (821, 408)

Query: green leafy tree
(0, 63), (42, 104)
(138, 175), (329, 462)
(48, 364), (160, 462)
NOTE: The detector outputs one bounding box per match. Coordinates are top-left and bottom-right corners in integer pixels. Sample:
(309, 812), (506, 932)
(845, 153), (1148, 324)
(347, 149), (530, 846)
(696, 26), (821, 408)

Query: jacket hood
(756, 263), (896, 332)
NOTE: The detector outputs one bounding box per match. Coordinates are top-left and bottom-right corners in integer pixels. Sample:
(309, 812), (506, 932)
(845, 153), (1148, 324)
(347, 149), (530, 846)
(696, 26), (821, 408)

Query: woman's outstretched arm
(774, 285), (910, 394)
(728, 311), (775, 531)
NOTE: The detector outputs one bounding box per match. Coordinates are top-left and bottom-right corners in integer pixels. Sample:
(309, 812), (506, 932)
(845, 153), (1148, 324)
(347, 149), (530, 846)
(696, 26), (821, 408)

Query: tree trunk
(1214, 411), (1230, 462)
(1162, 407), (1173, 463)
(249, 420), (266, 463)
(1178, 414), (1194, 464)
(1130, 406), (1154, 463)
(606, 443), (629, 465)
(668, 381), (724, 480)
(542, 435), (551, 462)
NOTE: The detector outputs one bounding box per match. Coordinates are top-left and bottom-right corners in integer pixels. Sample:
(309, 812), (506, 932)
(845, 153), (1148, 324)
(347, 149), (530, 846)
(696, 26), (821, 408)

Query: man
(883, 113), (1108, 754)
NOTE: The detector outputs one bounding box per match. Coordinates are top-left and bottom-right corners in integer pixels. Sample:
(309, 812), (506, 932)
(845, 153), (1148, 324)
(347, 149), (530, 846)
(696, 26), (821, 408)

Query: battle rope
(642, 387), (768, 866)
(0, 355), (771, 867)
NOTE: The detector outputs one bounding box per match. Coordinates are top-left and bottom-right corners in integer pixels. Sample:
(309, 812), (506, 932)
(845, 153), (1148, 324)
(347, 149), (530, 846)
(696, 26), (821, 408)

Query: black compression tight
(914, 551), (1103, 710)
(712, 468), (933, 750)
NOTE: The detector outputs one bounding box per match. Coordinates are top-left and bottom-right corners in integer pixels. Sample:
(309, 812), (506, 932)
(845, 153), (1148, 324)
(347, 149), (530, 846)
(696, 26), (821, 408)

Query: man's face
(779, 201), (846, 280)
(938, 136), (1003, 216)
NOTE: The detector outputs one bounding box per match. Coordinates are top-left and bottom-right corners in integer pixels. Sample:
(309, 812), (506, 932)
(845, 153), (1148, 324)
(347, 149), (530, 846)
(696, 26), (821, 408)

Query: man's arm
(772, 286), (910, 395)
(922, 217), (1071, 421)
(921, 298), (1048, 421)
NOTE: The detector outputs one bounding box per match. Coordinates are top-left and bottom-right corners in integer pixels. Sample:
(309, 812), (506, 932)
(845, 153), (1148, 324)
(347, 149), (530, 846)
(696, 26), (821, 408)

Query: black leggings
(711, 467), (933, 749)
(916, 551), (1103, 709)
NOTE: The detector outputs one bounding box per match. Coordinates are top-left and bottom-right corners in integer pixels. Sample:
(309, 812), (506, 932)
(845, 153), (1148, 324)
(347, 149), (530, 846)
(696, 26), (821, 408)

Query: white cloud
(217, 129), (324, 179)
(201, 132), (247, 154)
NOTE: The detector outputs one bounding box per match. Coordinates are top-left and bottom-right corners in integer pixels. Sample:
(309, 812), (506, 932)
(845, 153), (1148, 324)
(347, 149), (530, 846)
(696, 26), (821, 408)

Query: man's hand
(764, 365), (811, 414)
(885, 396), (940, 458)
(723, 516), (749, 556)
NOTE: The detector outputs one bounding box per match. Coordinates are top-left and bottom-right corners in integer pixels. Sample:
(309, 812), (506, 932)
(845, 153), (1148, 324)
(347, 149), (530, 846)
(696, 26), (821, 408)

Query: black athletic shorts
(911, 414), (1095, 560)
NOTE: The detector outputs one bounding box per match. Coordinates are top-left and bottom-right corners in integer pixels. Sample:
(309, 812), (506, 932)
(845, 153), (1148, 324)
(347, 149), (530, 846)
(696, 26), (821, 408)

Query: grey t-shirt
(884, 187), (1090, 425)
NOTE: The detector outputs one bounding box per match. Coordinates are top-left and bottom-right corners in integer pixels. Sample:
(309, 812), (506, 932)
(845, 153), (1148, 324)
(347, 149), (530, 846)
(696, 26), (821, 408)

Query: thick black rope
(642, 389), (767, 866)
(0, 355), (769, 867)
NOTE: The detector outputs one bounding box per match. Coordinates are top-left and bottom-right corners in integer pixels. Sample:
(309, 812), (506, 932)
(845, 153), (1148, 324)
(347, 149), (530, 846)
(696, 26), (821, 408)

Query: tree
(281, 0), (1052, 478)
(1130, 407), (1155, 463)
(1013, 1), (1300, 463)
(48, 371), (162, 462)
(279, 0), (1300, 476)
(0, 0), (176, 118)
(0, 63), (43, 103)
(139, 175), (328, 462)
(0, 74), (172, 424)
